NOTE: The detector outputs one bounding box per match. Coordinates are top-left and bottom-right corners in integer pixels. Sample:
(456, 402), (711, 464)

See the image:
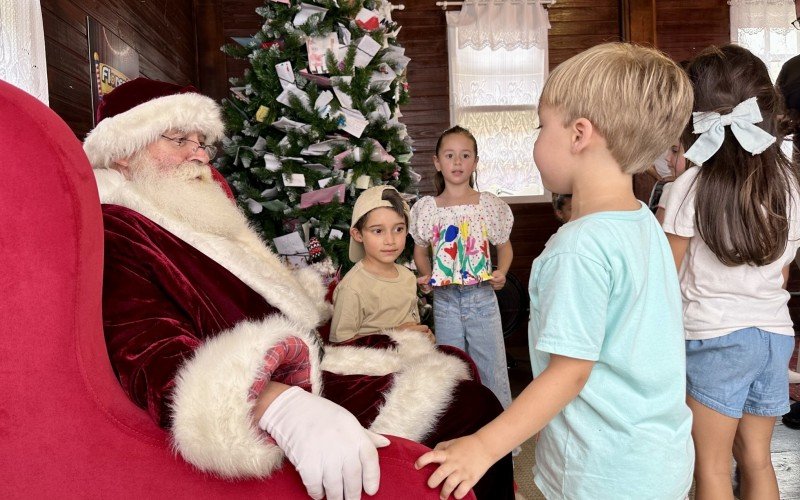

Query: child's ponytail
(682, 45), (800, 266)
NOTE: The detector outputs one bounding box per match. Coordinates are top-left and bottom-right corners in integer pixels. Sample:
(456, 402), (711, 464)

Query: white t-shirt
(657, 182), (673, 210)
(662, 167), (800, 340)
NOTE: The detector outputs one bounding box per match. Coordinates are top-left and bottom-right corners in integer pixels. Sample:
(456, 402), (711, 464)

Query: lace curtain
(451, 0), (549, 51)
(0, 0), (48, 104)
(730, 0), (800, 81)
(446, 0), (550, 199)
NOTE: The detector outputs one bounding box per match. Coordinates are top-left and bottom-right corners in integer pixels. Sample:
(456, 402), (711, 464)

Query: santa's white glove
(259, 386), (390, 500)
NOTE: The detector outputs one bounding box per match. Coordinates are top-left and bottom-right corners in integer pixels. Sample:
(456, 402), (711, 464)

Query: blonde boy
(416, 43), (695, 499)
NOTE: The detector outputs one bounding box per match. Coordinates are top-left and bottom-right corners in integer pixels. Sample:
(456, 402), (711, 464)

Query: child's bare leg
(732, 413), (779, 500)
(687, 396), (738, 500)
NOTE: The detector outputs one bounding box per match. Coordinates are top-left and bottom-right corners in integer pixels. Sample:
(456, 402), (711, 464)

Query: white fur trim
(96, 171), (325, 331)
(293, 266), (333, 323)
(322, 330), (471, 442)
(84, 93), (225, 169)
(171, 316), (322, 479)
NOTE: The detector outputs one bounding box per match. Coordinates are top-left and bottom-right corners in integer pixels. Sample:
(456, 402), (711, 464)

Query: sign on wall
(86, 16), (139, 125)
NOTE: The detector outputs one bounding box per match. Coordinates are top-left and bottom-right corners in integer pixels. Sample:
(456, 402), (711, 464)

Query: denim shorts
(685, 327), (794, 418)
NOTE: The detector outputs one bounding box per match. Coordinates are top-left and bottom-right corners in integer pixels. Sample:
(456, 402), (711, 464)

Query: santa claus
(82, 78), (513, 499)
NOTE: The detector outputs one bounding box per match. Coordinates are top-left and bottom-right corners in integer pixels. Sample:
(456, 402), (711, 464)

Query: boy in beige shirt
(330, 186), (432, 343)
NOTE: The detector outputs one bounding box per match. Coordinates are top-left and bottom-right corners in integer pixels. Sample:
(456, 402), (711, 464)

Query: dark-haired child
(663, 44), (800, 499)
(330, 185), (432, 343)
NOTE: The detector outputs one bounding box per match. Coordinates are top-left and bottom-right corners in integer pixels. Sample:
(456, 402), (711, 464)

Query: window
(730, 0), (800, 81)
(446, 0), (550, 201)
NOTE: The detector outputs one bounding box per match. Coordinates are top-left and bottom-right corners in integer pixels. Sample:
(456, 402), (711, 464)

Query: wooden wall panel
(393, 0), (451, 196)
(548, 0), (622, 69)
(41, 0), (198, 140)
(656, 0), (730, 63)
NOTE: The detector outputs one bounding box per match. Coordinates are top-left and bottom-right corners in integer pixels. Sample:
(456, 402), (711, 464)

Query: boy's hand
(489, 270), (506, 290)
(415, 435), (494, 500)
(417, 275), (433, 294)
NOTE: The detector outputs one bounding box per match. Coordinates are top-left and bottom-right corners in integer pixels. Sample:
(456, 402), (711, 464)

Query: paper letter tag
(274, 232), (308, 257)
(332, 77), (353, 109)
(337, 108), (369, 138)
(306, 33), (339, 74)
(277, 84), (312, 110)
(275, 61), (295, 90)
(282, 173), (307, 187)
(261, 187), (279, 199)
(354, 36), (381, 68)
(299, 183), (346, 209)
(315, 90), (334, 111)
(263, 154), (281, 172)
(329, 229), (344, 240)
(355, 175), (372, 189)
(246, 198), (264, 214)
(293, 3), (328, 26)
(355, 8), (380, 31)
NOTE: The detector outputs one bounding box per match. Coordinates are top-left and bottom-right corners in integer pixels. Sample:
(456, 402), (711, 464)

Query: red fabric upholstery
(0, 80), (470, 499)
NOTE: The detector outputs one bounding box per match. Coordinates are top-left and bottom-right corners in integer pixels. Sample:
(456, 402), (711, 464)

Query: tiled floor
(506, 346), (800, 500)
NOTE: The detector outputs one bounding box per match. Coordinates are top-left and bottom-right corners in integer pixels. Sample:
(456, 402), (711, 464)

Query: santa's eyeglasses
(792, 17), (800, 29)
(160, 135), (217, 160)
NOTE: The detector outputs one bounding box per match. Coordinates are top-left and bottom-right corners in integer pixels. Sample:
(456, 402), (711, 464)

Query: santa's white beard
(128, 157), (254, 241)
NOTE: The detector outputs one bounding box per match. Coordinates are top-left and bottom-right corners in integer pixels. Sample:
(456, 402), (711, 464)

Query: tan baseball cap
(349, 185), (410, 263)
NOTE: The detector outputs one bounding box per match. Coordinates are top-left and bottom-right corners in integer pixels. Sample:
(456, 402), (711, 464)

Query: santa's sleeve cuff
(169, 315), (322, 479)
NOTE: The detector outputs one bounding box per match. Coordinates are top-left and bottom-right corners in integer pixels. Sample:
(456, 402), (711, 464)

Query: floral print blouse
(410, 193), (514, 287)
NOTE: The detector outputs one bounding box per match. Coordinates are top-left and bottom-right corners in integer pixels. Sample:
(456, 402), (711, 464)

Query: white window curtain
(0, 0), (49, 104)
(446, 0), (550, 199)
(730, 0), (800, 82)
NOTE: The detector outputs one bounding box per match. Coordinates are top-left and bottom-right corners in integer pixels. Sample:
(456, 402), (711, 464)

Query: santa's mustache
(169, 161), (214, 183)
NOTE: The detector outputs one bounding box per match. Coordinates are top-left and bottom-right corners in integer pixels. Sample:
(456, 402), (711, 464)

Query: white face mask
(653, 149), (672, 178)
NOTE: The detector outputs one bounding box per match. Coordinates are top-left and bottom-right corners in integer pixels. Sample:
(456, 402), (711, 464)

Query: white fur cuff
(322, 330), (471, 442)
(170, 316), (322, 479)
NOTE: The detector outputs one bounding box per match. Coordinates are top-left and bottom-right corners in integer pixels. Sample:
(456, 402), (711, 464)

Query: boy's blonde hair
(540, 43), (693, 174)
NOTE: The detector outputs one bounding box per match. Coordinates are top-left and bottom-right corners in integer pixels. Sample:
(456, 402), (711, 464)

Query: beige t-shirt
(662, 166), (800, 340)
(330, 261), (420, 343)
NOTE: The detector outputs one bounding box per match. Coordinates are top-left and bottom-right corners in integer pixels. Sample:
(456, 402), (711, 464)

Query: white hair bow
(683, 97), (776, 165)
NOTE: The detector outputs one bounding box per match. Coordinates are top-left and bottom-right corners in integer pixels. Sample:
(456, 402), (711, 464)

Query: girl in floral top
(410, 125), (514, 409)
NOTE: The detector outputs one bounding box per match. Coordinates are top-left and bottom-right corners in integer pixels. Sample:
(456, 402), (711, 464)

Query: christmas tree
(217, 0), (417, 271)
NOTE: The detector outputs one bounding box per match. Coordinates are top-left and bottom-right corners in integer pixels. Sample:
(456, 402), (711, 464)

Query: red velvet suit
(98, 172), (513, 498)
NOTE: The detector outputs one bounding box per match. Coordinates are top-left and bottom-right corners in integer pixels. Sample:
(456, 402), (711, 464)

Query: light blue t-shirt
(528, 203), (694, 500)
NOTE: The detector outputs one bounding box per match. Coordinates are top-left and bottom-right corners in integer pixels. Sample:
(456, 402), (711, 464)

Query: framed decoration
(87, 16), (139, 125)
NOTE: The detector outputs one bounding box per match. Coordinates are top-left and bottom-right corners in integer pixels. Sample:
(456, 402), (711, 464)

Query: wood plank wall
(657, 0), (730, 63)
(41, 0), (198, 140)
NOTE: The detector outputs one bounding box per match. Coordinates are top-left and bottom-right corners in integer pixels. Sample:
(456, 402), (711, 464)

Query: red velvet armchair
(0, 80), (465, 499)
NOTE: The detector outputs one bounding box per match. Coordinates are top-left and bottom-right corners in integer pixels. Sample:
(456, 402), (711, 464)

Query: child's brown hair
(682, 44), (798, 266)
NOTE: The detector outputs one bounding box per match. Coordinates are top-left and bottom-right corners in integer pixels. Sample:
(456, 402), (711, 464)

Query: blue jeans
(433, 283), (512, 408)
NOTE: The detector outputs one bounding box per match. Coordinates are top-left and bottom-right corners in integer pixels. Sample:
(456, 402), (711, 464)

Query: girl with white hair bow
(663, 45), (800, 500)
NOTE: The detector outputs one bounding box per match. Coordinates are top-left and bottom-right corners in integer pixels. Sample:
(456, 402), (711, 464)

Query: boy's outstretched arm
(415, 354), (594, 500)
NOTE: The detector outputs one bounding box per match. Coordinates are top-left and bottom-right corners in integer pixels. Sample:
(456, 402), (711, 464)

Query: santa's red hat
(83, 77), (225, 169)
